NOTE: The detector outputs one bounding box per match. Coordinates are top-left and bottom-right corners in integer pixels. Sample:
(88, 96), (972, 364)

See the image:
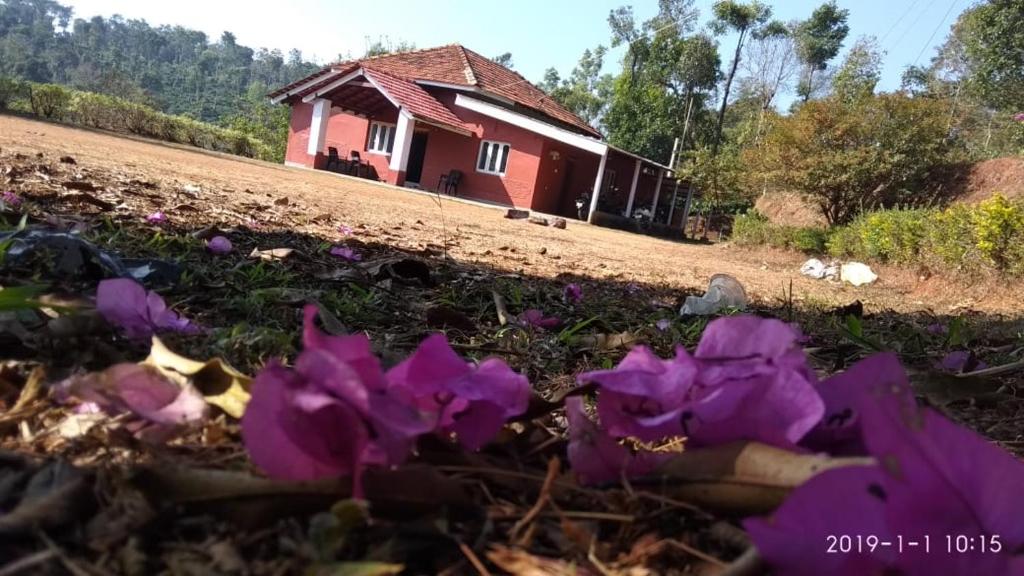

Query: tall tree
(739, 20), (796, 139)
(539, 46), (612, 125)
(708, 0), (774, 154)
(491, 52), (513, 69)
(793, 1), (849, 102)
(831, 36), (882, 103)
(955, 0), (1024, 111)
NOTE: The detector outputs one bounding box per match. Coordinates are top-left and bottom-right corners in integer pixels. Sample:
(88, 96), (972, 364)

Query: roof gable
(269, 44), (600, 138)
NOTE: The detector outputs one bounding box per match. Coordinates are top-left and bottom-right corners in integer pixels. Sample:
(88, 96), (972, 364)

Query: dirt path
(2, 115), (1020, 315)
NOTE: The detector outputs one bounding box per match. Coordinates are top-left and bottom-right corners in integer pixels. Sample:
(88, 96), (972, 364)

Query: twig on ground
(492, 290), (511, 326)
(510, 457), (560, 546)
(0, 550), (58, 576)
(458, 542), (493, 576)
(957, 358), (1024, 379)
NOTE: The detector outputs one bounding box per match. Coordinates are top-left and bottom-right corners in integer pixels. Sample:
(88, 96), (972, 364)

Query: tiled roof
(361, 68), (473, 134)
(269, 45), (601, 138)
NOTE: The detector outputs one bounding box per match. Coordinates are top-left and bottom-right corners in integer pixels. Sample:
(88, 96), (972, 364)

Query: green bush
(28, 83), (72, 119)
(732, 211), (771, 246)
(851, 208), (929, 264)
(3, 81), (275, 162)
(0, 77), (27, 110)
(922, 203), (980, 272)
(731, 212), (826, 254)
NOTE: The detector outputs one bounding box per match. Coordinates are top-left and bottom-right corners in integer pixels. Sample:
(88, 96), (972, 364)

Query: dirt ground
(2, 115), (1020, 316)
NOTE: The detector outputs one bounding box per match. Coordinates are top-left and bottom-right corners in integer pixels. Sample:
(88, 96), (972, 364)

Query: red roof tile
(361, 68), (473, 134)
(269, 45), (600, 138)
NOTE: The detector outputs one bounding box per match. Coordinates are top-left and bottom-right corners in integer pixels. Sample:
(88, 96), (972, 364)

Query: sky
(61, 0), (968, 107)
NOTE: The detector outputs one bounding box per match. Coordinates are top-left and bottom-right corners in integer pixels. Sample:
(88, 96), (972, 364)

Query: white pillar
(389, 110), (415, 173)
(681, 183), (695, 238)
(623, 158), (641, 217)
(587, 150), (608, 223)
(307, 98), (331, 156)
(667, 179), (681, 225)
(650, 169), (664, 222)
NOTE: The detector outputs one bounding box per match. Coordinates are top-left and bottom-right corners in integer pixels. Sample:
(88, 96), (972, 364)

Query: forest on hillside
(0, 0), (320, 122)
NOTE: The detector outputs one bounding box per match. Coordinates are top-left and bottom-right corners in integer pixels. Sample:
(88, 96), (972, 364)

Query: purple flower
(330, 245), (362, 262)
(745, 362), (1024, 576)
(338, 224), (354, 236)
(1014, 112), (1024, 122)
(926, 322), (948, 335)
(563, 283), (583, 304)
(579, 316), (823, 450)
(625, 282), (641, 294)
(242, 306), (433, 492)
(936, 350), (987, 374)
(386, 334), (530, 450)
(206, 235), (232, 254)
(655, 318), (672, 332)
(96, 278), (199, 340)
(63, 363), (207, 425)
(518, 309), (560, 330)
(2, 191), (22, 207)
(581, 346), (698, 441)
(146, 211), (167, 224)
(802, 353), (914, 455)
(566, 397), (664, 485)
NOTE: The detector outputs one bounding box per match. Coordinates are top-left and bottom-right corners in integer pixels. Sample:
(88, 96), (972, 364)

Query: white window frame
(476, 140), (512, 176)
(366, 121), (396, 155)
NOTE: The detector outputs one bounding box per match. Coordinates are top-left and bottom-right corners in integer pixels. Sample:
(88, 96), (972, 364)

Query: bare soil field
(2, 115), (1020, 316)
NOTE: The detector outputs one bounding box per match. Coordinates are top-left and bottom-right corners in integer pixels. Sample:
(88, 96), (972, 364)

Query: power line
(912, 0), (960, 67)
(887, 0), (936, 51)
(880, 0), (922, 45)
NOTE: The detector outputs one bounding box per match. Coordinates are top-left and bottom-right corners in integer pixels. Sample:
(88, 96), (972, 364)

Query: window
(367, 121), (396, 154)
(476, 141), (511, 176)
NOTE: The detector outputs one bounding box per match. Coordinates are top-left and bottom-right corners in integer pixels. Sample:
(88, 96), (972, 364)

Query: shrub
(972, 195), (1024, 270)
(732, 211), (771, 246)
(731, 212), (826, 254)
(28, 83), (72, 119)
(0, 76), (27, 111)
(853, 208), (929, 264)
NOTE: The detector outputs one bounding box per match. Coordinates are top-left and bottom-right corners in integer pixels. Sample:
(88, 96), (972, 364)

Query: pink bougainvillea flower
(145, 211), (167, 224)
(746, 366), (1024, 576)
(1014, 112), (1024, 122)
(936, 350), (987, 374)
(563, 283), (583, 304)
(338, 224), (354, 236)
(386, 333), (530, 450)
(518, 309), (560, 330)
(926, 322), (948, 335)
(802, 353), (913, 455)
(96, 278), (199, 340)
(2, 191), (22, 207)
(580, 345), (697, 441)
(565, 397), (664, 485)
(655, 318), (672, 332)
(579, 316), (823, 450)
(686, 316), (823, 448)
(242, 305), (432, 492)
(206, 235), (232, 254)
(62, 363), (208, 425)
(330, 245), (362, 262)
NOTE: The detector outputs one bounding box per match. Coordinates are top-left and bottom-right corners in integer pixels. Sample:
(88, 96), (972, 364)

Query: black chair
(348, 150), (362, 177)
(326, 147), (342, 172)
(437, 170), (463, 196)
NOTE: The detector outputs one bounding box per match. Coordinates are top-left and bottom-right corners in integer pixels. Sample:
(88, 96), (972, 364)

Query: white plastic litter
(840, 262), (878, 286)
(680, 274), (748, 316)
(800, 258), (839, 280)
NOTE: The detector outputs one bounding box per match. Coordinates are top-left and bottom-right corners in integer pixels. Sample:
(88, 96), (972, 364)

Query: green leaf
(0, 285), (45, 311)
(558, 315), (599, 342)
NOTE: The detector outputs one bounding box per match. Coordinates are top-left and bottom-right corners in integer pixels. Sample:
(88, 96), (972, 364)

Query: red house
(269, 45), (683, 223)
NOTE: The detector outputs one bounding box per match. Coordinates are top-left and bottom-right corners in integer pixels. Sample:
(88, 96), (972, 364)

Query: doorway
(405, 132), (428, 184)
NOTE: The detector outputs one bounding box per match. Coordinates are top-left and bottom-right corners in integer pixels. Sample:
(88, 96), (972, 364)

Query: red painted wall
(281, 88), (665, 215)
